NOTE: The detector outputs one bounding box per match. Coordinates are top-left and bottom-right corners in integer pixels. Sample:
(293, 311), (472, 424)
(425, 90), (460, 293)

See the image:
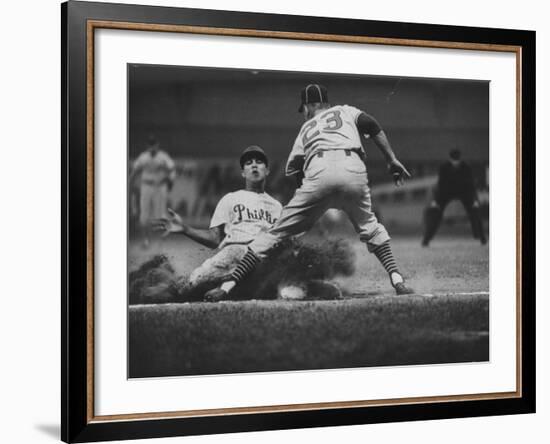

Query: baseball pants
(139, 182), (169, 227)
(423, 193), (486, 243)
(189, 244), (248, 287)
(250, 150), (390, 258)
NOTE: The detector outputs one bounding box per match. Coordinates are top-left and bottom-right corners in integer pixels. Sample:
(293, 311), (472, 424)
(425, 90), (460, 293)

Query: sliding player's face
(242, 157), (269, 183)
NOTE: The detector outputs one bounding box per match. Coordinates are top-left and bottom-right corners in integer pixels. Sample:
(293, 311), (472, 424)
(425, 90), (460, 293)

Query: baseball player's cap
(298, 84), (329, 112)
(449, 148), (462, 160)
(240, 145), (268, 168)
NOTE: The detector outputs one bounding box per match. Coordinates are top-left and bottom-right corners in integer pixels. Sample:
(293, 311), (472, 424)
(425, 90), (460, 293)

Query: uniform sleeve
(285, 132), (306, 176)
(132, 152), (146, 171)
(163, 152), (175, 169)
(356, 112), (383, 137)
(341, 104), (361, 120)
(274, 200), (283, 219)
(209, 193), (231, 228)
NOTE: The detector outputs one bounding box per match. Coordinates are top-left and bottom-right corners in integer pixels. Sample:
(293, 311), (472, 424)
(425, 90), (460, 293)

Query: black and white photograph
(127, 64), (490, 378)
(1, 0), (544, 441)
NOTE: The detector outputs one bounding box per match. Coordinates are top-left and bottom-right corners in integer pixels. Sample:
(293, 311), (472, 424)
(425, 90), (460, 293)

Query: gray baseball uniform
(204, 87), (414, 301)
(133, 149), (175, 226)
(190, 189), (282, 286)
(249, 104), (389, 258)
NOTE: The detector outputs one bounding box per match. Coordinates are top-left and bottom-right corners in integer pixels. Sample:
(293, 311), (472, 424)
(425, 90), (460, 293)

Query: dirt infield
(129, 238), (356, 304)
(129, 235), (489, 299)
(129, 293), (489, 378)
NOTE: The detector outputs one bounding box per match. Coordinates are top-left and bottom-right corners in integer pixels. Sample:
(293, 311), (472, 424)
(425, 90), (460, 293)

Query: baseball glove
(388, 159), (411, 186)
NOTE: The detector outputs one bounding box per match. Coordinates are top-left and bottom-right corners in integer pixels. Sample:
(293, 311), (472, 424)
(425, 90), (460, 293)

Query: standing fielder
(205, 84), (414, 302)
(422, 148), (487, 246)
(130, 135), (176, 247)
(150, 146), (283, 299)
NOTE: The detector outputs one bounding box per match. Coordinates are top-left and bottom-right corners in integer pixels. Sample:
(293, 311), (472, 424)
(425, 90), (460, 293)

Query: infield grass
(128, 235), (489, 377)
(129, 294), (488, 377)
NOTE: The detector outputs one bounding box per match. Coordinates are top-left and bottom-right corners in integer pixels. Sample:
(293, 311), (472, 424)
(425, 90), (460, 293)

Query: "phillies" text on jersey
(232, 204), (278, 224)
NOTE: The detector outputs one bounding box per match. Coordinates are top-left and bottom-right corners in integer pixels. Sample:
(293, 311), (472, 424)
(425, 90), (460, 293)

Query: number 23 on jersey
(301, 110), (343, 146)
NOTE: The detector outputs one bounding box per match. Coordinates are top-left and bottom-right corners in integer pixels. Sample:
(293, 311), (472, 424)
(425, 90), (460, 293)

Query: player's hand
(151, 208), (185, 237)
(388, 159), (411, 186)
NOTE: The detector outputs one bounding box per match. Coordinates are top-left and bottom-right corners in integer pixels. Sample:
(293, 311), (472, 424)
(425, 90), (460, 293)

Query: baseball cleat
(204, 287), (228, 302)
(394, 282), (415, 295)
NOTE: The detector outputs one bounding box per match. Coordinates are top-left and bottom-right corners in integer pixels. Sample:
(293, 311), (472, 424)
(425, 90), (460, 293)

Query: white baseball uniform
(189, 190), (283, 286)
(249, 104), (390, 257)
(132, 150), (175, 226)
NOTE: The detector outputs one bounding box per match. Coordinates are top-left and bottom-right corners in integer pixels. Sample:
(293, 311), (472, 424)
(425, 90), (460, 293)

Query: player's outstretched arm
(151, 209), (223, 249)
(387, 158), (412, 187)
(371, 130), (396, 162)
(356, 113), (411, 185)
(371, 131), (411, 187)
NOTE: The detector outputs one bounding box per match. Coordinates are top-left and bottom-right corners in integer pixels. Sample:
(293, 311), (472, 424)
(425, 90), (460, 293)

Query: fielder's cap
(240, 145), (268, 168)
(298, 84), (329, 112)
(449, 148), (462, 160)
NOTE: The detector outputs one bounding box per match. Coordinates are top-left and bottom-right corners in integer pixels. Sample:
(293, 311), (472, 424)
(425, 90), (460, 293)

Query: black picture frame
(61, 1), (536, 442)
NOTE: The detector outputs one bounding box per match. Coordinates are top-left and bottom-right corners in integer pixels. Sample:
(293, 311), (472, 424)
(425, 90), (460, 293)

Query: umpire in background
(422, 148), (487, 246)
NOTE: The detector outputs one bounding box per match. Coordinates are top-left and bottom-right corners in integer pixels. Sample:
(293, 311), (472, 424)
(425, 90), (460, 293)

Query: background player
(149, 146), (283, 300)
(205, 83), (414, 302)
(422, 148), (487, 246)
(130, 134), (176, 247)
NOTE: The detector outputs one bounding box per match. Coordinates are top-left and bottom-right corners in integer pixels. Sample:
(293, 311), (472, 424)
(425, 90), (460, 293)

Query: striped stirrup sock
(373, 241), (399, 276)
(230, 248), (261, 283)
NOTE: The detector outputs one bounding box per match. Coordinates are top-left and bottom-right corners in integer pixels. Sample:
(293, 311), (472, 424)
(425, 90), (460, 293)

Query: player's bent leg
(266, 185), (333, 245)
(204, 238), (296, 302)
(139, 183), (155, 248)
(166, 242), (260, 303)
(462, 198), (487, 245)
(353, 219), (414, 294)
(138, 184), (151, 228)
(204, 247), (264, 302)
(342, 193), (413, 294)
(204, 244), (267, 302)
(422, 201), (442, 246)
(371, 240), (414, 295)
(358, 223), (390, 252)
(205, 189), (332, 302)
(155, 184), (169, 219)
(190, 245), (248, 292)
(358, 232), (414, 295)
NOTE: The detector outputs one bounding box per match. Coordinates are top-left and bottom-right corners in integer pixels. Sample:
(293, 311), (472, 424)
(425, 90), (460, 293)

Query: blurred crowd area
(128, 65), (489, 239)
(129, 156), (489, 235)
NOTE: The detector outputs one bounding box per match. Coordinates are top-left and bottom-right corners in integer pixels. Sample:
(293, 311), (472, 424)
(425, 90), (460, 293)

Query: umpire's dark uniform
(422, 152), (487, 246)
